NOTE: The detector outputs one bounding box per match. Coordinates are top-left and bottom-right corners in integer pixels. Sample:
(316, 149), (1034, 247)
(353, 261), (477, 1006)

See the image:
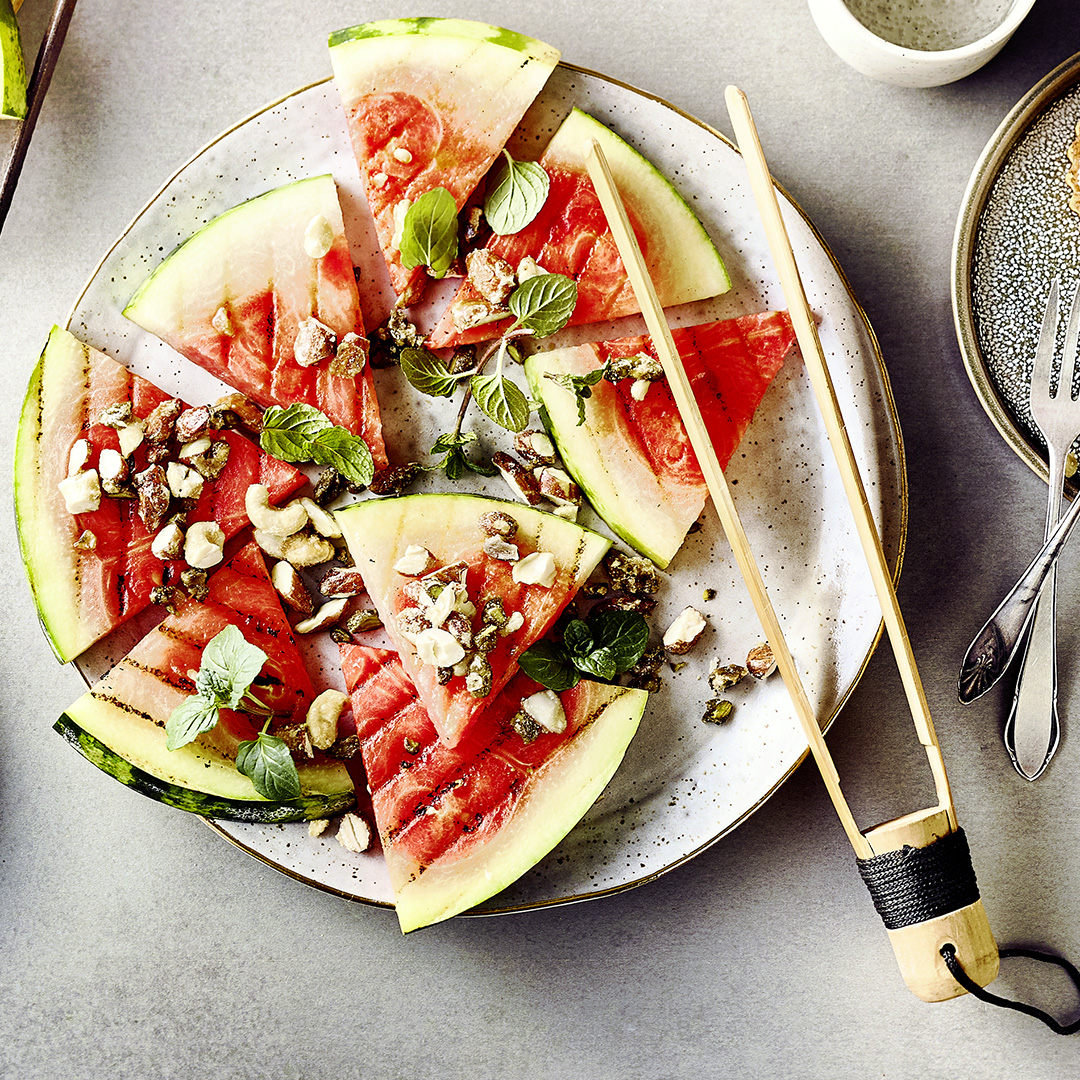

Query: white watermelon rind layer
(328, 18), (560, 113)
(547, 108), (731, 308)
(392, 681), (648, 933)
(122, 174), (348, 341)
(526, 346), (704, 568)
(15, 327), (107, 662)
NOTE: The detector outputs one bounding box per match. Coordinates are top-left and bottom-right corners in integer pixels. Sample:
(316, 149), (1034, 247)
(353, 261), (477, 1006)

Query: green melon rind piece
(58, 686), (355, 817)
(549, 109), (731, 307)
(122, 174), (343, 339)
(395, 682), (648, 933)
(526, 349), (693, 568)
(0, 0), (27, 120)
(54, 715), (355, 822)
(14, 328), (98, 661)
(328, 17), (559, 64)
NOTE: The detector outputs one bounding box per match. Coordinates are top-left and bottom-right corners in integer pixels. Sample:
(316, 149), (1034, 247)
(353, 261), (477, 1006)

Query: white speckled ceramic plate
(953, 50), (1080, 488)
(65, 63), (905, 918)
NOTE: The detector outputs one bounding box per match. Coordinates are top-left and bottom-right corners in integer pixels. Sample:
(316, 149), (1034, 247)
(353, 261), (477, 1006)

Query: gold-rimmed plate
(953, 50), (1080, 488)
(63, 62), (905, 917)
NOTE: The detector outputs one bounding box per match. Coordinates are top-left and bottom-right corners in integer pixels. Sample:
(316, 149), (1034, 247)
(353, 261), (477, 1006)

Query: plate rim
(951, 48), (1080, 490)
(61, 62), (908, 916)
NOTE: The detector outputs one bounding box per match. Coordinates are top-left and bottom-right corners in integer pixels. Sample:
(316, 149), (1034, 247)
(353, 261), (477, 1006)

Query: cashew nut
(245, 483), (308, 536)
(305, 688), (347, 749)
(253, 529), (335, 567)
(299, 497), (342, 539)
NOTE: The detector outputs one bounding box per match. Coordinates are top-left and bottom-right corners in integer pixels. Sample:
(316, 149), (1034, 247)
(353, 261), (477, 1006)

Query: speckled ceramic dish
(65, 63), (905, 918)
(953, 50), (1080, 490)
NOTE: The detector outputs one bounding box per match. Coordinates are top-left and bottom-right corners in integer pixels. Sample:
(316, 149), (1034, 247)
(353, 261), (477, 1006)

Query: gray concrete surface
(2, 1), (1079, 1077)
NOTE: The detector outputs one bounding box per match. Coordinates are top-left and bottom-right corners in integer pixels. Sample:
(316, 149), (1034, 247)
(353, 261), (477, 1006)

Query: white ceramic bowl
(807, 0), (1038, 87)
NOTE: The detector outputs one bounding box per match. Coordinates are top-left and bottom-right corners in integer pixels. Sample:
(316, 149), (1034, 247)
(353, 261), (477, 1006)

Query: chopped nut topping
(502, 611), (525, 636)
(702, 699), (734, 725)
(150, 585), (178, 611)
(320, 567), (366, 597)
(522, 689), (566, 733)
(211, 392), (263, 433)
(117, 421), (145, 457)
(481, 597), (508, 628)
(293, 317), (337, 367)
(537, 466), (580, 506)
(211, 305), (234, 336)
(512, 551), (556, 588)
(483, 536), (520, 562)
(516, 256), (547, 282)
(98, 447), (128, 483)
(630, 379), (651, 401)
(450, 295), (510, 333)
(663, 606), (707, 655)
(151, 522), (185, 561)
(345, 608), (382, 634)
(492, 451), (543, 506)
(133, 465), (171, 532)
(180, 567), (209, 601)
(444, 611), (473, 649)
(271, 560), (315, 614)
(298, 498), (341, 539)
(513, 428), (556, 466)
(709, 661), (749, 693)
(413, 627), (466, 668)
(478, 509), (518, 539)
(99, 402), (133, 428)
(465, 249), (516, 306)
(73, 529), (97, 552)
(474, 623), (499, 655)
(337, 812), (372, 853)
(67, 438), (91, 476)
(605, 351), (664, 383)
(312, 466), (348, 506)
(184, 520), (225, 569)
(605, 550), (661, 596)
(368, 462), (420, 497)
(309, 818), (330, 838)
(393, 544), (437, 576)
(465, 655), (493, 698)
(511, 710), (543, 744)
(746, 642), (777, 679)
(329, 332), (369, 378)
(392, 146), (413, 164)
(174, 406), (211, 443)
(294, 597), (350, 634)
(166, 461), (204, 501)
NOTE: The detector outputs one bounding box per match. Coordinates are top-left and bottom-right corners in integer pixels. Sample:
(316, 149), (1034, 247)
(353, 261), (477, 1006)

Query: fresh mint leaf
(260, 403), (333, 462)
(518, 640), (581, 692)
(196, 625), (268, 709)
(471, 373), (531, 433)
(165, 694), (220, 752)
(544, 367), (605, 426)
(590, 609), (651, 672)
(562, 619), (595, 659)
(427, 431), (498, 480)
(400, 347), (469, 398)
(310, 426), (375, 488)
(574, 645), (618, 682)
(509, 274), (578, 338)
(431, 430), (477, 454)
(484, 152), (549, 236)
(236, 732), (302, 801)
(399, 187), (458, 278)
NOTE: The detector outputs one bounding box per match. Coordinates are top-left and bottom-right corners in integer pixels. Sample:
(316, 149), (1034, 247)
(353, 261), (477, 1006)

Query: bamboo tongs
(584, 87), (997, 1003)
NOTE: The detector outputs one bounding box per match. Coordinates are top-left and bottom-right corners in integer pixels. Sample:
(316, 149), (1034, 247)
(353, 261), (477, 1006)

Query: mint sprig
(544, 366), (606, 426)
(261, 403), (374, 489)
(519, 608), (650, 691)
(484, 152), (549, 236)
(399, 187), (458, 278)
(165, 626), (303, 801)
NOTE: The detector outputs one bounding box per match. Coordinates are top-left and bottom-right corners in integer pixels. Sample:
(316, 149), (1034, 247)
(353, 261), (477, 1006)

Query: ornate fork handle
(959, 486), (1080, 704)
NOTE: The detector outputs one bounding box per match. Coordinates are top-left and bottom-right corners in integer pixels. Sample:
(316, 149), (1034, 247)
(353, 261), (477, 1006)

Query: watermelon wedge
(340, 643), (646, 931)
(335, 493), (610, 747)
(14, 327), (307, 664)
(428, 108), (731, 348)
(329, 17), (560, 305)
(56, 543), (355, 821)
(525, 311), (797, 567)
(122, 174), (387, 468)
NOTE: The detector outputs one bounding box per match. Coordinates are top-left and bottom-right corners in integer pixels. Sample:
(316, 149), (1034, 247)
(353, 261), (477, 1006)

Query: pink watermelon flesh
(340, 642), (644, 929)
(16, 328), (306, 663)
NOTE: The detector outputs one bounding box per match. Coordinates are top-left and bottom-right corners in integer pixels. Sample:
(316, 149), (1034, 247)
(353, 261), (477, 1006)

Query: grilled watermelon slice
(335, 493), (610, 748)
(329, 18), (560, 306)
(341, 643), (646, 931)
(123, 174), (387, 467)
(526, 311), (797, 566)
(56, 543), (354, 821)
(428, 108), (731, 348)
(14, 327), (307, 663)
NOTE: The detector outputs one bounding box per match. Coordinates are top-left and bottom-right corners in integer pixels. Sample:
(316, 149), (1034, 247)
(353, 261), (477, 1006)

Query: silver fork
(1004, 278), (1080, 779)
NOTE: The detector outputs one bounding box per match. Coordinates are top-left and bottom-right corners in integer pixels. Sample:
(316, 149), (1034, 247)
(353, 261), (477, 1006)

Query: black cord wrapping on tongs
(856, 829), (1080, 1033)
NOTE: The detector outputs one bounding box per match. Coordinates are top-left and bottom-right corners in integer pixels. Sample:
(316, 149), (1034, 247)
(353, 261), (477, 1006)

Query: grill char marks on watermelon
(56, 542), (354, 820)
(428, 108), (732, 348)
(328, 18), (560, 305)
(340, 643), (646, 932)
(13, 327), (307, 664)
(122, 175), (387, 468)
(525, 311), (796, 568)
(334, 493), (611, 748)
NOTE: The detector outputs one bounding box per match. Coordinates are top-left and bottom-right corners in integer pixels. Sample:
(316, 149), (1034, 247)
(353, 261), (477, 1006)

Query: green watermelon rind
(328, 17), (559, 64)
(525, 349), (697, 568)
(122, 174), (341, 336)
(394, 683), (648, 933)
(0, 0), (27, 121)
(548, 109), (731, 308)
(15, 329), (101, 662)
(54, 715), (355, 823)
